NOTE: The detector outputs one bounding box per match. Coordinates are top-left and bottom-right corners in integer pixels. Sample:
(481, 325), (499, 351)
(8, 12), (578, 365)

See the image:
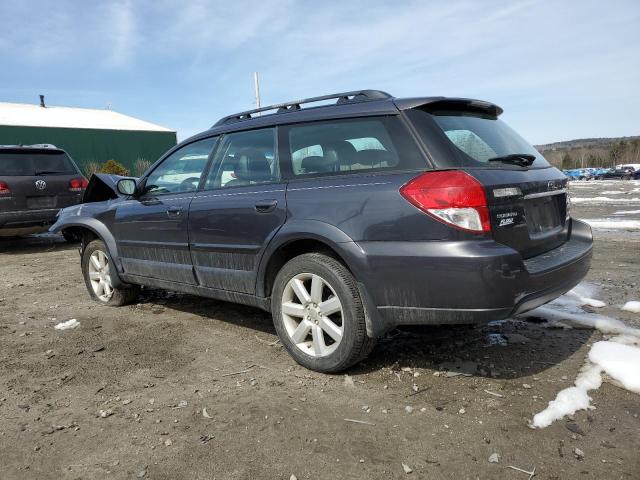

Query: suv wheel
(82, 240), (140, 306)
(271, 253), (375, 373)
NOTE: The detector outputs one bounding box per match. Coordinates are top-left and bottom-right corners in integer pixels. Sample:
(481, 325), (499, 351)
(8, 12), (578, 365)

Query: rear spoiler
(394, 97), (503, 117)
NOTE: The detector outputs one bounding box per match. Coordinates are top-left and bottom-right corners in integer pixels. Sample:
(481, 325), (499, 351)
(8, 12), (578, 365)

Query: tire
(271, 253), (375, 373)
(81, 239), (140, 306)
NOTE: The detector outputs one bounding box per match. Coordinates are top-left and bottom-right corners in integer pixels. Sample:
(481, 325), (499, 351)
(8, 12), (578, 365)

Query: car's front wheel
(82, 239), (140, 306)
(271, 253), (375, 373)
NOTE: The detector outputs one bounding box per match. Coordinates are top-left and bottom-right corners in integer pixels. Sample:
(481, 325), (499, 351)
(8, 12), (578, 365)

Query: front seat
(225, 148), (273, 187)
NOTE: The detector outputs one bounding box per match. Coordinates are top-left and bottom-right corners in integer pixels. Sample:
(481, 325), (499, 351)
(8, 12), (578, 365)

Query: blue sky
(1, 0), (639, 144)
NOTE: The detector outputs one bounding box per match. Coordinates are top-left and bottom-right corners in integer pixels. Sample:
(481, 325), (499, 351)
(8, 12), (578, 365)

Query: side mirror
(117, 178), (137, 196)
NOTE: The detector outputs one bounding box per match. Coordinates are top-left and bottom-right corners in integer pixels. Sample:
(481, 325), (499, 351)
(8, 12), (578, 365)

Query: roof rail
(213, 89), (392, 127)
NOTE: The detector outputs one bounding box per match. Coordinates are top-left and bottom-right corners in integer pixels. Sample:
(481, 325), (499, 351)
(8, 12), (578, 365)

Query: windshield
(407, 109), (551, 169)
(0, 150), (77, 176)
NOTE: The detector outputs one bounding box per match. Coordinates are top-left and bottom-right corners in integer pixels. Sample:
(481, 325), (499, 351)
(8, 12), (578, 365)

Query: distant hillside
(534, 136), (640, 169)
(536, 136), (640, 152)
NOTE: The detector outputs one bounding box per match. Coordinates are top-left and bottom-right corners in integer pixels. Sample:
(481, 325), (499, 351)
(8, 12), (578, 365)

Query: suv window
(407, 108), (551, 169)
(144, 137), (216, 195)
(0, 150), (77, 176)
(286, 117), (425, 176)
(206, 128), (278, 189)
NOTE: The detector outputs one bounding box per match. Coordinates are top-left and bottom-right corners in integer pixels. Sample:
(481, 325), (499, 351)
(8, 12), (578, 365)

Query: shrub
(98, 159), (130, 176)
(134, 158), (151, 176)
(83, 161), (100, 177)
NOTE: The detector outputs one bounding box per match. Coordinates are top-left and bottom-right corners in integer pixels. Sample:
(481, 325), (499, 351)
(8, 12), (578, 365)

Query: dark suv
(51, 90), (592, 372)
(1, 145), (87, 238)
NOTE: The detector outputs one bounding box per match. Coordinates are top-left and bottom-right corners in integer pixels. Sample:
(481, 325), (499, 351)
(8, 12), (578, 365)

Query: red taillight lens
(69, 177), (89, 192)
(400, 170), (491, 233)
(0, 181), (10, 195)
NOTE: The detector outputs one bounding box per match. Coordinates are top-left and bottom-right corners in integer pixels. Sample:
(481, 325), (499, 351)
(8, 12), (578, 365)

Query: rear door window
(0, 150), (77, 175)
(284, 116), (426, 177)
(406, 108), (551, 169)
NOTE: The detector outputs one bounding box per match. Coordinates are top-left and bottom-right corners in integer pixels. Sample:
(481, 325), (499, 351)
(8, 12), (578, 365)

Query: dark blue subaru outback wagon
(51, 90), (592, 372)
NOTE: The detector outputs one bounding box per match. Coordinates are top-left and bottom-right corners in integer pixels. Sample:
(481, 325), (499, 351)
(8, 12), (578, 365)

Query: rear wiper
(487, 154), (536, 167)
(35, 170), (65, 175)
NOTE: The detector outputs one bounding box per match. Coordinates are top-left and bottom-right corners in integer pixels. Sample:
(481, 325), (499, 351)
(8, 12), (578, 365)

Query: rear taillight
(0, 181), (10, 195)
(69, 177), (89, 192)
(400, 170), (491, 233)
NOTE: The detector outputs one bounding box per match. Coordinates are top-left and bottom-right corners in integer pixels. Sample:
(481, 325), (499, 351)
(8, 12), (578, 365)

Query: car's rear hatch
(0, 148), (85, 213)
(470, 168), (568, 258)
(403, 100), (570, 258)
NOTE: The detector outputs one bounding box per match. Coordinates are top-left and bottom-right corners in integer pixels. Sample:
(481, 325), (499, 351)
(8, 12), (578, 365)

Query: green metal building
(0, 98), (177, 175)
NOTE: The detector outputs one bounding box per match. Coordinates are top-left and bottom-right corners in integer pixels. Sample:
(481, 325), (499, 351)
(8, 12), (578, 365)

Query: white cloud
(101, 0), (138, 67)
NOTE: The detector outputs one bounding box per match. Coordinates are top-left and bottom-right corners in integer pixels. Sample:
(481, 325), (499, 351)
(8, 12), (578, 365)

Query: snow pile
(582, 219), (640, 230)
(613, 209), (640, 215)
(521, 284), (640, 428)
(571, 197), (640, 204)
(622, 301), (640, 314)
(54, 318), (80, 330)
(566, 286), (606, 308)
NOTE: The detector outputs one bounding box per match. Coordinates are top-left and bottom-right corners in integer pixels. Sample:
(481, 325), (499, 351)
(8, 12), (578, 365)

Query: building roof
(0, 102), (174, 133)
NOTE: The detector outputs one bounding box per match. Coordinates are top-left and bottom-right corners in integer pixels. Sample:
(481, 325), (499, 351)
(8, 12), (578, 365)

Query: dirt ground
(1, 180), (639, 480)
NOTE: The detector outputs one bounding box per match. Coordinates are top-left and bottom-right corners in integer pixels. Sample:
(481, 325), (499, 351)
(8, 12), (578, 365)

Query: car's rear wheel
(82, 239), (140, 306)
(271, 253), (375, 373)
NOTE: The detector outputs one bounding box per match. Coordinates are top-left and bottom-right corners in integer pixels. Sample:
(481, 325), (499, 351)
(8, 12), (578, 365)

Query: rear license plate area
(26, 196), (56, 209)
(525, 196), (562, 235)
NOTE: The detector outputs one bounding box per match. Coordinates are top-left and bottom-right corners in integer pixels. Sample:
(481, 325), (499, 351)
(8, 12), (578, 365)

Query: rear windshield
(0, 150), (77, 176)
(407, 109), (551, 169)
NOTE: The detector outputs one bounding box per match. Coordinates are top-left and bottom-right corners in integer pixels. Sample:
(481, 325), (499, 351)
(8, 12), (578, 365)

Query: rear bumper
(0, 208), (60, 235)
(350, 219), (592, 336)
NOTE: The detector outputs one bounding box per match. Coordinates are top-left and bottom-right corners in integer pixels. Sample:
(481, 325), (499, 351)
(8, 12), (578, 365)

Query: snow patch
(571, 197), (640, 203)
(54, 319), (80, 330)
(582, 219), (640, 230)
(566, 288), (606, 308)
(524, 284), (640, 428)
(622, 301), (640, 314)
(612, 209), (640, 215)
(589, 340), (640, 393)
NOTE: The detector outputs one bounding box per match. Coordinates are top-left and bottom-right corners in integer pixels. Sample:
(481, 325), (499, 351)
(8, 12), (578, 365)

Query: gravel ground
(0, 180), (638, 480)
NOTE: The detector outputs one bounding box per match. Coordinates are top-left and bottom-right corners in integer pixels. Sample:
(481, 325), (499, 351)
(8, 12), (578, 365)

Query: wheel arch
(256, 221), (389, 338)
(52, 219), (126, 287)
(256, 220), (359, 298)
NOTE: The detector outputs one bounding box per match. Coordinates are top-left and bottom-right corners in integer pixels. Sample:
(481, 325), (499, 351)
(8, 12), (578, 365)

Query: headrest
(233, 148), (272, 181)
(300, 155), (331, 174)
(355, 149), (393, 167)
(324, 141), (358, 167)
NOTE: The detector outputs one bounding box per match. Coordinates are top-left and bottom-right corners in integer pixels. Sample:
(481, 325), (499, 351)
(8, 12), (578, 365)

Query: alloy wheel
(88, 250), (114, 302)
(281, 273), (344, 357)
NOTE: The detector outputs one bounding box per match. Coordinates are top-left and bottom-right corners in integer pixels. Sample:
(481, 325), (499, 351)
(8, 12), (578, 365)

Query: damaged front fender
(83, 173), (138, 203)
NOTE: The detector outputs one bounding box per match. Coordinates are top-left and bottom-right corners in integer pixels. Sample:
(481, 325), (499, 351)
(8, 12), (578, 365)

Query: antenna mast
(254, 72), (261, 115)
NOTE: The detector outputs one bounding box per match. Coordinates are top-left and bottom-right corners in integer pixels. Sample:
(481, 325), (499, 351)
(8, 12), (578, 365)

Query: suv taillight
(69, 177), (89, 192)
(0, 181), (10, 195)
(400, 170), (491, 233)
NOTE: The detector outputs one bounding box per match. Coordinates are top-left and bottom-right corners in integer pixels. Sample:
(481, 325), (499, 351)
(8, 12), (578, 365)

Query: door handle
(166, 206), (183, 217)
(254, 199), (278, 213)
